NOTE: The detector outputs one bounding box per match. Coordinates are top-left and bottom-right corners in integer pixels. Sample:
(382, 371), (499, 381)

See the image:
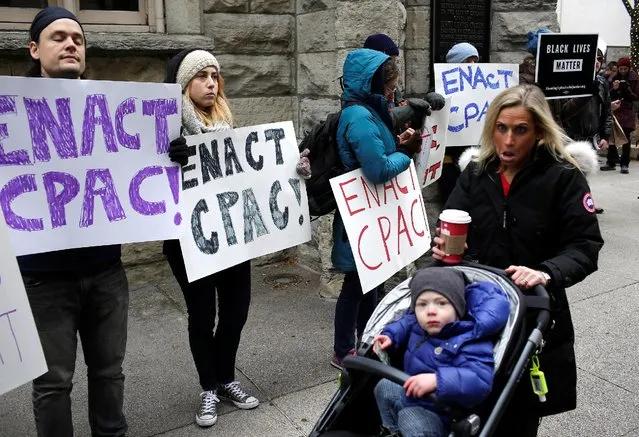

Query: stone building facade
(0, 0), (558, 283)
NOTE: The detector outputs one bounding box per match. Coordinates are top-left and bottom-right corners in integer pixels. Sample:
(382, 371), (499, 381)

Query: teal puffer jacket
(331, 48), (411, 274)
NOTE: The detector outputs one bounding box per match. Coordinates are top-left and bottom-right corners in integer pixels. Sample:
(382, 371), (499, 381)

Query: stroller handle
(342, 355), (410, 385)
(341, 355), (438, 403)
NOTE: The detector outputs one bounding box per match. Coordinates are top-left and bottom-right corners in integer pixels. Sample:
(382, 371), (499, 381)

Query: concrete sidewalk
(3, 161), (639, 437)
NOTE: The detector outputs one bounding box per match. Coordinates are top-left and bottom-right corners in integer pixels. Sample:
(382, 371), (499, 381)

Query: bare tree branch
(622, 0), (633, 15)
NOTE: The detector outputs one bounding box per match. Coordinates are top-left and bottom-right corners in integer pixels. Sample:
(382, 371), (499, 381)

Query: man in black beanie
(18, 7), (129, 437)
(27, 6), (86, 78)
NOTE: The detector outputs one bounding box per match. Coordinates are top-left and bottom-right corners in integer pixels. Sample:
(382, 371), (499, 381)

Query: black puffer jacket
(444, 146), (603, 416)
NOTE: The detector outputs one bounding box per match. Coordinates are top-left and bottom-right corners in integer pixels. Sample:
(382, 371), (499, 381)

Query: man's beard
(51, 70), (82, 79)
(48, 66), (83, 80)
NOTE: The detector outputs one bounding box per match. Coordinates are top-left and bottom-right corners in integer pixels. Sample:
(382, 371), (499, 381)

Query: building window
(0, 0), (159, 32)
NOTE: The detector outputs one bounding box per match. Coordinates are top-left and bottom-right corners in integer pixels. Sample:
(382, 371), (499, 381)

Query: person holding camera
(601, 56), (639, 174)
(329, 49), (428, 370)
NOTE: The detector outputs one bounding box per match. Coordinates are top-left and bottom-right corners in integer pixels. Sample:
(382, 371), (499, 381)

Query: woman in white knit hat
(162, 49), (262, 428)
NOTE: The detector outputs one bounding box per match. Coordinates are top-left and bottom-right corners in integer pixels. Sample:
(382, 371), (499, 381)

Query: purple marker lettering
(165, 166), (182, 225)
(0, 174), (43, 231)
(24, 97), (78, 162)
(0, 96), (31, 166)
(129, 166), (165, 216)
(43, 171), (80, 228)
(80, 168), (126, 227)
(115, 97), (141, 150)
(81, 94), (117, 156)
(142, 98), (178, 154)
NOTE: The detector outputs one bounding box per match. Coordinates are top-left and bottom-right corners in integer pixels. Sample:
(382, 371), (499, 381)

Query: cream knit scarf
(181, 94), (231, 135)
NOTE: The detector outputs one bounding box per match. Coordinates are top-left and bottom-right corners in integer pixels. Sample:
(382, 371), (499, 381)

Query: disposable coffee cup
(438, 209), (472, 264)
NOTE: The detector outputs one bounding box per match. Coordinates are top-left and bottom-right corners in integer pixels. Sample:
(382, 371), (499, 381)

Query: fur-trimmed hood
(457, 141), (598, 176)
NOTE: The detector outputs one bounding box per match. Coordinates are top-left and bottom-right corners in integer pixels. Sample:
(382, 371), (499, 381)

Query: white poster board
(0, 210), (47, 395)
(415, 98), (452, 187)
(330, 163), (431, 292)
(0, 76), (183, 256)
(434, 64), (519, 146)
(179, 121), (311, 282)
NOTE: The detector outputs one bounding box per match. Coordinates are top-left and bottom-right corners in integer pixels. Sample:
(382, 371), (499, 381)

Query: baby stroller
(309, 263), (552, 437)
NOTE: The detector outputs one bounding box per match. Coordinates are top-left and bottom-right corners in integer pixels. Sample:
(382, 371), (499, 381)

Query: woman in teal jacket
(331, 48), (421, 369)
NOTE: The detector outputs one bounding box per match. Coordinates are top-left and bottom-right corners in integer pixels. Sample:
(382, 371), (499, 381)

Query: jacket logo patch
(582, 193), (596, 213)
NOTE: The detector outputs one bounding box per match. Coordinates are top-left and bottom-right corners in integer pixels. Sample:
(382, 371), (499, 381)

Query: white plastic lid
(439, 209), (472, 224)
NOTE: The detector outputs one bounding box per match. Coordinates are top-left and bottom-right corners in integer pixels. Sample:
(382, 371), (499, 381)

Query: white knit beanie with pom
(176, 50), (220, 91)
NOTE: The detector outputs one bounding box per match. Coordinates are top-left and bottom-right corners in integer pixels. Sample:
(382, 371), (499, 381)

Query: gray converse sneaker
(218, 381), (259, 410)
(195, 390), (219, 427)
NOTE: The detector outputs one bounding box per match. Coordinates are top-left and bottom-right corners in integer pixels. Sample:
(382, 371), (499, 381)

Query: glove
(390, 98), (431, 130)
(396, 128), (422, 157)
(425, 92), (446, 111)
(168, 136), (189, 166)
(296, 148), (312, 180)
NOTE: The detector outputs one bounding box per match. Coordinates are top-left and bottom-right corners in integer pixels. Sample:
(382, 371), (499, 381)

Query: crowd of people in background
(5, 5), (612, 437)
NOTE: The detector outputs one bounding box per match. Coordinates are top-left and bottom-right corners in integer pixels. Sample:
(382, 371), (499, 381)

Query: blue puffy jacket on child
(381, 280), (510, 421)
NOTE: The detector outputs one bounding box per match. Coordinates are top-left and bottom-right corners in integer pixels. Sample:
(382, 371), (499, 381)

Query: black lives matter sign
(535, 33), (599, 99)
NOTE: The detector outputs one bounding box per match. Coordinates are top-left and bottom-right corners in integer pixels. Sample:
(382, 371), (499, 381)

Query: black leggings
(167, 256), (251, 391)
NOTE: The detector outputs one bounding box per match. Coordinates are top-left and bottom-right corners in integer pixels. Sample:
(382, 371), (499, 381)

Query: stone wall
(204, 1), (299, 129)
(490, 0), (559, 64)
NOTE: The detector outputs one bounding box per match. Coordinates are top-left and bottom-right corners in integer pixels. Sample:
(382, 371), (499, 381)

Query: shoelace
(200, 391), (219, 413)
(224, 382), (249, 400)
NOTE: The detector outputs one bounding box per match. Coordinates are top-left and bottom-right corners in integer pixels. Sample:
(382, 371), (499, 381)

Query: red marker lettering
(339, 177), (365, 216)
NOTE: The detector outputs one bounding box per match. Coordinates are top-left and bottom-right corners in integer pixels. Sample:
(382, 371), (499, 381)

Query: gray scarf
(181, 94), (231, 135)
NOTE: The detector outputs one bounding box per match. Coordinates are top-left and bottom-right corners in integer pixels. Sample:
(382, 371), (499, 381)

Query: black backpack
(299, 102), (360, 217)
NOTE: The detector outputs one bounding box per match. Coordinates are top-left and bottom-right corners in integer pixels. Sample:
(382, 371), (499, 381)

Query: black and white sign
(535, 33), (599, 99)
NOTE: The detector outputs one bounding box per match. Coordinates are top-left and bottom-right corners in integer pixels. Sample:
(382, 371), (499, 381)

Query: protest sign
(535, 33), (599, 99)
(435, 63), (519, 146)
(179, 121), (311, 282)
(330, 163), (431, 293)
(0, 209), (47, 395)
(415, 98), (451, 188)
(0, 76), (183, 256)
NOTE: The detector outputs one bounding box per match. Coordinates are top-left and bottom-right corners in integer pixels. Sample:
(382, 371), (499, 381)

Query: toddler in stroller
(372, 267), (510, 437)
(309, 263), (551, 437)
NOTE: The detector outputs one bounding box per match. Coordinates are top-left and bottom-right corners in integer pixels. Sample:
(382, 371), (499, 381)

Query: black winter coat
(562, 74), (613, 142)
(444, 147), (604, 416)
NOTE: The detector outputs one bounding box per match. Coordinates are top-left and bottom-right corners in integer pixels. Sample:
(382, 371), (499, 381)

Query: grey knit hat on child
(409, 267), (467, 317)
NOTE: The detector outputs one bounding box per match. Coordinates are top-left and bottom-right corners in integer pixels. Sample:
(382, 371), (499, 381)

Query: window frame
(0, 0), (155, 32)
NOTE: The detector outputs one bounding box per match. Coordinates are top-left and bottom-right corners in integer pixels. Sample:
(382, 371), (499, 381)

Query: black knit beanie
(164, 48), (199, 84)
(30, 7), (83, 42)
(409, 268), (467, 318)
(364, 33), (399, 57)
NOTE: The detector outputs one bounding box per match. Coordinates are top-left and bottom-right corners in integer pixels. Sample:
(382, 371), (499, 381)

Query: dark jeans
(607, 128), (634, 167)
(333, 271), (379, 358)
(24, 261), (129, 437)
(167, 256), (251, 391)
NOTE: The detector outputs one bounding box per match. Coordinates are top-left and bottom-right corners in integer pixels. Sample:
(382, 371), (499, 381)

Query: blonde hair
(475, 84), (580, 173)
(185, 72), (234, 127)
